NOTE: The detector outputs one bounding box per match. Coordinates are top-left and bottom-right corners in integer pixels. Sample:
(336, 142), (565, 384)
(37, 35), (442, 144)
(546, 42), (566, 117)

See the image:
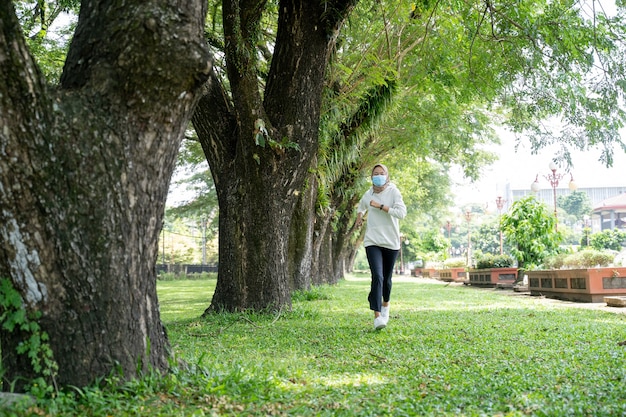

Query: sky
(451, 128), (626, 208)
(451, 0), (623, 209)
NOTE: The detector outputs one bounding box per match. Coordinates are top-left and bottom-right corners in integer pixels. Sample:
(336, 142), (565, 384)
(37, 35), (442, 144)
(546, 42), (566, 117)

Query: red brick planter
(412, 267), (438, 278)
(468, 267), (518, 287)
(527, 267), (626, 302)
(437, 267), (467, 283)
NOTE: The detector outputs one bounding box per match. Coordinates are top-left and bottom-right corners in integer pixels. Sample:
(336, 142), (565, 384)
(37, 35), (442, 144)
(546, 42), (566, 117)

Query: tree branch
(222, 0), (266, 112)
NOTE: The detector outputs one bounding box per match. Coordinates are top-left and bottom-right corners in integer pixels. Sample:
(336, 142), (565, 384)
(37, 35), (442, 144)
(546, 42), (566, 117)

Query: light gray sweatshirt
(357, 183), (407, 250)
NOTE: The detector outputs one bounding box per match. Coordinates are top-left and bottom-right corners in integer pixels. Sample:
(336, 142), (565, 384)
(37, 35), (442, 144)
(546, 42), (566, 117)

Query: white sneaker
(381, 305), (390, 319)
(374, 316), (386, 330)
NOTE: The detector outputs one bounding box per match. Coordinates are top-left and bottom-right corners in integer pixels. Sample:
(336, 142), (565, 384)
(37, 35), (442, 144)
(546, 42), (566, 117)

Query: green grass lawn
(14, 274), (626, 416)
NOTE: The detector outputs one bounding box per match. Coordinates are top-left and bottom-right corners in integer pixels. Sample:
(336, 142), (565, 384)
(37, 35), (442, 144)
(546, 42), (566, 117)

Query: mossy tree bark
(193, 0), (357, 312)
(0, 0), (210, 390)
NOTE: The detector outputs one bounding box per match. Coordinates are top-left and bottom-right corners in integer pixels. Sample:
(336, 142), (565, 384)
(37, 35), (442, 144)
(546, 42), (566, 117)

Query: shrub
(542, 253), (568, 270)
(543, 249), (615, 269)
(292, 286), (331, 302)
(157, 272), (179, 281)
(562, 249), (615, 268)
(500, 196), (561, 269)
(590, 229), (626, 251)
(475, 253), (515, 269)
(443, 258), (466, 268)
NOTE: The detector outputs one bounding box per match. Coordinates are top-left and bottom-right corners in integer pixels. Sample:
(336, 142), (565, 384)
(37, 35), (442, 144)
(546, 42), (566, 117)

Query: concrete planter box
(412, 267), (439, 278)
(527, 267), (626, 302)
(437, 267), (467, 282)
(468, 267), (518, 287)
(411, 267), (425, 277)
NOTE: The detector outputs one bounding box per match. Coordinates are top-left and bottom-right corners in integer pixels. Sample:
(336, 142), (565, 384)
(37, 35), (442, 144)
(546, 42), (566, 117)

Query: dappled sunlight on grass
(157, 278), (215, 321)
(24, 274), (626, 416)
(150, 275), (626, 415)
(292, 372), (388, 390)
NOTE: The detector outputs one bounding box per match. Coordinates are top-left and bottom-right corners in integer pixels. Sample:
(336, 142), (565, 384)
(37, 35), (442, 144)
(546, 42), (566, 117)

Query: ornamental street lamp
(399, 234), (403, 273)
(495, 196), (506, 255)
(403, 238), (410, 274)
(444, 220), (452, 256)
(583, 215), (591, 246)
(399, 235), (410, 274)
(530, 162), (577, 231)
(464, 209), (472, 267)
(201, 217), (208, 265)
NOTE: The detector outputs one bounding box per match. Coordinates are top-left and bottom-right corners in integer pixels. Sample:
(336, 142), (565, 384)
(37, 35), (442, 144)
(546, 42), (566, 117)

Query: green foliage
(543, 249), (615, 269)
(410, 228), (449, 262)
(159, 213), (217, 265)
(391, 157), (454, 226)
(267, 137), (301, 153)
(170, 135), (218, 213)
(590, 229), (626, 251)
(0, 278), (58, 394)
(557, 191), (593, 221)
(501, 196), (561, 269)
(15, 0), (79, 83)
(253, 119), (300, 153)
(16, 276), (626, 415)
(580, 227), (592, 247)
(168, 138), (220, 263)
(352, 247), (370, 271)
(291, 286), (332, 303)
(564, 250), (615, 268)
(541, 252), (568, 270)
(475, 253), (515, 269)
(442, 258), (466, 268)
(473, 222), (503, 255)
(557, 220), (580, 245)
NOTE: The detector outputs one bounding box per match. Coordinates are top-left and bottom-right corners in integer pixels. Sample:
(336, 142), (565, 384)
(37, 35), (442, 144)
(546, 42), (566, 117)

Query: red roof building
(592, 193), (626, 231)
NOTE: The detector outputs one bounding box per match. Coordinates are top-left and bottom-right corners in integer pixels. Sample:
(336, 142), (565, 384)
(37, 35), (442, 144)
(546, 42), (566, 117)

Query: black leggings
(366, 246), (399, 312)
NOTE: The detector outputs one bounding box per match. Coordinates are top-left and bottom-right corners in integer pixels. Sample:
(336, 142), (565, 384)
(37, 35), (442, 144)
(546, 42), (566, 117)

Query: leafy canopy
(501, 196), (562, 268)
(557, 190), (593, 221)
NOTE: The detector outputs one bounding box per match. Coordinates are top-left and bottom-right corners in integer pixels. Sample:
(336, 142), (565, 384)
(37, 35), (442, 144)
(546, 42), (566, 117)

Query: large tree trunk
(0, 0), (209, 390)
(312, 213), (346, 285)
(194, 0), (356, 312)
(288, 171), (318, 292)
(310, 211), (333, 285)
(329, 196), (363, 282)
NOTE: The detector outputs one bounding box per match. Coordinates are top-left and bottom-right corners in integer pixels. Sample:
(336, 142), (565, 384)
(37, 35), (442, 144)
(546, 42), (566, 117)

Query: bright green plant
(501, 196), (561, 269)
(563, 249), (615, 268)
(291, 286), (332, 302)
(557, 190), (593, 221)
(352, 247), (370, 271)
(0, 279), (58, 394)
(542, 253), (568, 269)
(475, 253), (515, 269)
(473, 222), (503, 255)
(543, 249), (615, 269)
(443, 258), (466, 268)
(580, 226), (593, 247)
(590, 229), (626, 251)
(419, 229), (449, 254)
(406, 229), (450, 262)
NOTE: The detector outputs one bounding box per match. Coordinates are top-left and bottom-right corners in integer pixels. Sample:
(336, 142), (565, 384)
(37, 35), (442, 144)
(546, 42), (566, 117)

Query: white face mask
(372, 175), (387, 187)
